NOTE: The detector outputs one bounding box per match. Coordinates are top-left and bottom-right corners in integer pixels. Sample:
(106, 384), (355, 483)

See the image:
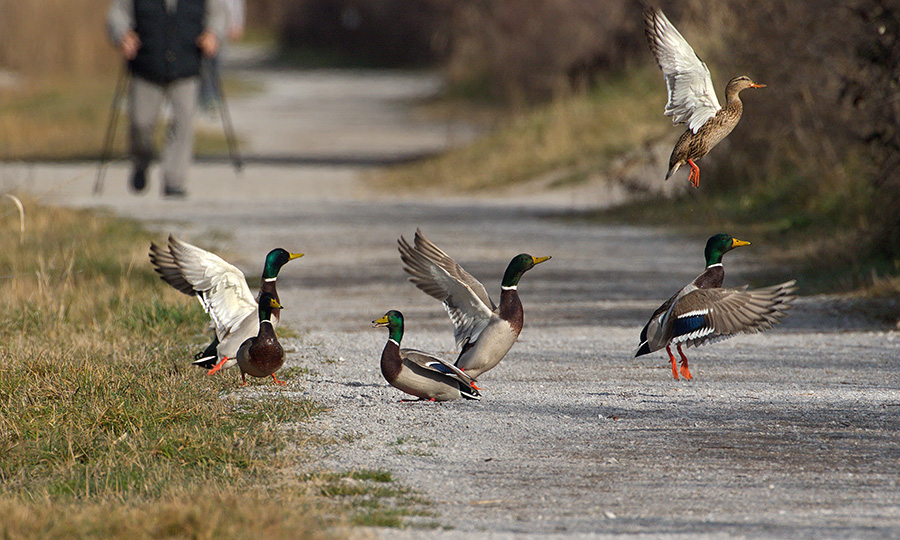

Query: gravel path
(4, 56), (899, 539)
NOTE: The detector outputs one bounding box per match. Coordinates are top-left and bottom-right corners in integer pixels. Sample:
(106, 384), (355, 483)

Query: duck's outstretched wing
(670, 280), (797, 348)
(149, 235), (257, 337)
(399, 230), (494, 349)
(644, 6), (721, 133)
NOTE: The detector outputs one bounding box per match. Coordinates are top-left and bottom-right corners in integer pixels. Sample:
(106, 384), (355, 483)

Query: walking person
(107, 0), (227, 198)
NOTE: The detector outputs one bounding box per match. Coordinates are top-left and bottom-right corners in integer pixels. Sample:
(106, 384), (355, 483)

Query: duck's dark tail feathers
(191, 338), (220, 369)
(634, 341), (652, 358)
(459, 382), (481, 400)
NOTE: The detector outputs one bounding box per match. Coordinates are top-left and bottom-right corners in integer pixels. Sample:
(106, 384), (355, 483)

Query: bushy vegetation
(1, 0), (896, 287)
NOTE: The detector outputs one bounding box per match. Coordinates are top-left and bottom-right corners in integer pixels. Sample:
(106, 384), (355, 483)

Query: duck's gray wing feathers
(149, 240), (197, 296)
(670, 280), (797, 348)
(410, 229), (495, 309)
(401, 348), (477, 385)
(399, 232), (495, 350)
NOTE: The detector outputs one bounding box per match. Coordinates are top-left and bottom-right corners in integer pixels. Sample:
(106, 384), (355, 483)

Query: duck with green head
(148, 235), (302, 374)
(190, 247), (303, 369)
(236, 293), (286, 385)
(373, 310), (480, 401)
(398, 229), (550, 378)
(635, 234), (797, 380)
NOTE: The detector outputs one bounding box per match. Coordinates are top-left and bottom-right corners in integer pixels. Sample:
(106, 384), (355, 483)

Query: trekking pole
(93, 63), (131, 195)
(214, 69), (243, 173)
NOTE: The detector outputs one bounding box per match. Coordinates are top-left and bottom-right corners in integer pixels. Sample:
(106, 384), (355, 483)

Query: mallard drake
(236, 293), (286, 385)
(373, 310), (481, 401)
(398, 229), (550, 378)
(148, 235), (302, 374)
(635, 234), (797, 380)
(644, 6), (766, 188)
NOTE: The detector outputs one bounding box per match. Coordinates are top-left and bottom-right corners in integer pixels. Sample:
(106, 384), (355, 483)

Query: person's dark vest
(129, 0), (206, 84)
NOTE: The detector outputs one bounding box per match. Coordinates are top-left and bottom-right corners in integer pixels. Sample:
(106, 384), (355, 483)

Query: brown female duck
(644, 7), (766, 188)
(148, 235), (302, 373)
(235, 293), (286, 385)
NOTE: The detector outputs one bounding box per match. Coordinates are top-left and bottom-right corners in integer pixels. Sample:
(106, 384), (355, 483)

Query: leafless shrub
(279, 0), (453, 67)
(445, 0), (644, 103)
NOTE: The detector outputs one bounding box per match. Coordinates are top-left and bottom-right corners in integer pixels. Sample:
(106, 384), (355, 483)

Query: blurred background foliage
(0, 0), (897, 289)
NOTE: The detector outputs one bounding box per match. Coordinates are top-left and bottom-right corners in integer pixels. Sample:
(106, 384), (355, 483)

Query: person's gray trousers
(129, 74), (199, 191)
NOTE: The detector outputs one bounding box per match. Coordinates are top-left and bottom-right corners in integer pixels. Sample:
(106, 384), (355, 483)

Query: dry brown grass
(378, 67), (665, 192)
(0, 75), (121, 161)
(0, 75), (234, 161)
(0, 490), (352, 540)
(0, 0), (116, 77)
(0, 197), (364, 538)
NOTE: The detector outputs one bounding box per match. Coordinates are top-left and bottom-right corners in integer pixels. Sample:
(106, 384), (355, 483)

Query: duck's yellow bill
(731, 238), (751, 248)
(532, 256), (552, 265)
(373, 315), (390, 326)
(289, 253), (305, 260)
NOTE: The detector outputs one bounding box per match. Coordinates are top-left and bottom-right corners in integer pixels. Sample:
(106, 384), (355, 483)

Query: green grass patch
(306, 470), (435, 529)
(0, 197), (356, 539)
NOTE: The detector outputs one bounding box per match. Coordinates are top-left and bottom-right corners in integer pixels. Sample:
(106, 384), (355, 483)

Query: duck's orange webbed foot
(677, 345), (693, 381)
(271, 374), (286, 385)
(207, 356), (229, 376)
(666, 346), (679, 380)
(687, 159), (700, 188)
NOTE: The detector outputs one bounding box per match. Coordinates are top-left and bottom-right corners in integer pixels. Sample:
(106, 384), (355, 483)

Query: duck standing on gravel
(634, 234), (797, 380)
(398, 229), (550, 378)
(373, 310), (481, 401)
(148, 235), (302, 374)
(235, 293), (286, 385)
(644, 6), (766, 188)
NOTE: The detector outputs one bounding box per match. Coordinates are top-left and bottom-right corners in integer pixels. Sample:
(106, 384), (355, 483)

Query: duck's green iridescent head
(704, 234), (750, 266)
(373, 310), (404, 343)
(262, 249), (304, 279)
(258, 292), (283, 321)
(501, 254), (551, 288)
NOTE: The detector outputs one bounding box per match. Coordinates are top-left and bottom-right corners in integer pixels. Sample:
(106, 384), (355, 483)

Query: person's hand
(119, 30), (141, 60)
(197, 31), (219, 57)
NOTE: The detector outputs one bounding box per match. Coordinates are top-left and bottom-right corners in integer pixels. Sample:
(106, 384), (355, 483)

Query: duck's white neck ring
(261, 319), (274, 326)
(388, 339), (399, 346)
(501, 285), (517, 291)
(263, 277), (277, 283)
(706, 263), (723, 269)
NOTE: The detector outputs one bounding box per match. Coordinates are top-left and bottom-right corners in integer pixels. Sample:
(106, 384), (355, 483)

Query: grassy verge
(0, 74), (249, 161)
(0, 197), (357, 538)
(376, 66), (666, 192)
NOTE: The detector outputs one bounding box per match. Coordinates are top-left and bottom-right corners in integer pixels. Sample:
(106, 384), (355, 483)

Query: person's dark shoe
(130, 165), (147, 192)
(163, 186), (187, 199)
